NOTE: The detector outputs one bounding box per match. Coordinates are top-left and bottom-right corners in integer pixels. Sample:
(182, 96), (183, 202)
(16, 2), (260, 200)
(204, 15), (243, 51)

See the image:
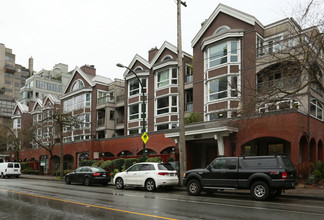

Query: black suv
(183, 156), (298, 200)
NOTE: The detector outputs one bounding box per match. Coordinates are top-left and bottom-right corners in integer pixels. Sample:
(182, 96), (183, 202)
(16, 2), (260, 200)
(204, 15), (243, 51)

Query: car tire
(1, 173), (5, 179)
(84, 177), (91, 186)
(115, 177), (124, 189)
(187, 179), (201, 196)
(145, 179), (156, 192)
(251, 181), (270, 201)
(65, 176), (71, 185)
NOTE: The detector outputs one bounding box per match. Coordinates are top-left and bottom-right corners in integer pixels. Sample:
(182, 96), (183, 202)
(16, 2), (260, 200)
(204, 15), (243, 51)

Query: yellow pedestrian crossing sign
(141, 132), (149, 144)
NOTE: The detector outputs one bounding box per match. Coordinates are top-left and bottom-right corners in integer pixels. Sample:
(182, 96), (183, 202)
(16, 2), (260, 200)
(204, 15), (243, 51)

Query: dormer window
(71, 80), (85, 91)
(134, 66), (143, 72)
(214, 25), (230, 34)
(162, 55), (173, 61)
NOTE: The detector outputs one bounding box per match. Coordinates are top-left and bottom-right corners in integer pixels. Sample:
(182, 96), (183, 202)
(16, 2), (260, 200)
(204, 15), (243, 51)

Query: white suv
(113, 162), (178, 191)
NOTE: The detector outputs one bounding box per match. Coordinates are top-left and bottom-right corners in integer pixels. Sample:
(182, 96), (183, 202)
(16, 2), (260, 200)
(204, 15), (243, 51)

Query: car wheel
(187, 179), (201, 196)
(115, 177), (124, 189)
(1, 173), (5, 179)
(145, 179), (156, 192)
(84, 177), (91, 186)
(251, 181), (270, 201)
(65, 176), (71, 185)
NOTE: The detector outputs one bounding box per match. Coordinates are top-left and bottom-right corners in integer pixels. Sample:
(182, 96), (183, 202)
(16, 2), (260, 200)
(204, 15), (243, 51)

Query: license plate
(170, 173), (174, 176)
(103, 174), (106, 177)
(14, 169), (18, 172)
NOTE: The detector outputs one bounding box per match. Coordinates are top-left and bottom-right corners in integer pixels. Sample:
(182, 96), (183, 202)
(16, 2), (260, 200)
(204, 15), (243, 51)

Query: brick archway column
(290, 139), (300, 165)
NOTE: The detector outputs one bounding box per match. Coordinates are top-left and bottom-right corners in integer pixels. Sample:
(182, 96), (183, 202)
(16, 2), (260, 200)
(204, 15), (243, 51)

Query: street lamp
(117, 63), (146, 161)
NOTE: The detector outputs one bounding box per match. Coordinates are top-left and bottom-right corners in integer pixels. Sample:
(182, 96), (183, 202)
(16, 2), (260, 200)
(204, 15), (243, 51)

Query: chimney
(81, 64), (96, 76)
(29, 57), (33, 75)
(148, 47), (158, 62)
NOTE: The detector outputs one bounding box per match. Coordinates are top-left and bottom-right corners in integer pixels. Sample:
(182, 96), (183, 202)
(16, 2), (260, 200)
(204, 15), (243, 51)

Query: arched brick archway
(310, 138), (316, 162)
(299, 136), (308, 163)
(318, 140), (323, 161)
(241, 137), (291, 157)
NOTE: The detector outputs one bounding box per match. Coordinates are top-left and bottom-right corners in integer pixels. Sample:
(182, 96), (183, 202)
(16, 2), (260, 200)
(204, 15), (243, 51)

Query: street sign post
(141, 132), (149, 144)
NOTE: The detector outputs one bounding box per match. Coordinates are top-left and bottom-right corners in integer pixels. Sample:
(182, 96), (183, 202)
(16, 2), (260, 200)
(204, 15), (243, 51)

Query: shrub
(146, 157), (162, 162)
(124, 158), (138, 170)
(20, 162), (31, 171)
(312, 161), (324, 182)
(22, 169), (40, 175)
(101, 160), (113, 172)
(112, 158), (125, 171)
(110, 169), (120, 178)
(79, 160), (97, 167)
(184, 112), (202, 124)
(92, 160), (104, 167)
(64, 170), (73, 176)
(295, 162), (312, 179)
(167, 157), (174, 162)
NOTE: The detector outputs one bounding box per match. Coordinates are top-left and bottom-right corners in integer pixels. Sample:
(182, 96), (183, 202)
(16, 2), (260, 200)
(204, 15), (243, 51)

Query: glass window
(209, 42), (227, 68)
(72, 80), (84, 91)
(210, 111), (227, 120)
(129, 129), (139, 135)
(158, 164), (175, 170)
(157, 123), (169, 131)
(157, 69), (169, 88)
(210, 159), (225, 169)
(157, 97), (169, 114)
(127, 164), (140, 172)
(209, 76), (227, 100)
(129, 79), (139, 96)
(208, 41), (239, 68)
(129, 104), (139, 120)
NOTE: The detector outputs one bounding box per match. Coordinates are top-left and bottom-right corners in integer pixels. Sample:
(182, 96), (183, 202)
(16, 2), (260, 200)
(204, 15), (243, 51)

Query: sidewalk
(20, 174), (324, 201)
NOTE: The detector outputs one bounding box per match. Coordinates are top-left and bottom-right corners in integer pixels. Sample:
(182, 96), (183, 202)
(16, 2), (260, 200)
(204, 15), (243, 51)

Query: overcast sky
(0, 0), (315, 80)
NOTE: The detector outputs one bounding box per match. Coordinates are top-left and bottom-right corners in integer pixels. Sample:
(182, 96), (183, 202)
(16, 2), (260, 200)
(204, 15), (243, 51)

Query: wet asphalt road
(0, 178), (324, 220)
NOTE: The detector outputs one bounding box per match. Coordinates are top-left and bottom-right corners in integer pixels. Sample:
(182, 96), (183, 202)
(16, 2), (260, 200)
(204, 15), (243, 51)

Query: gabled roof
(123, 41), (192, 78)
(191, 3), (263, 47)
(123, 54), (150, 78)
(44, 94), (60, 105)
(31, 98), (43, 112)
(62, 66), (95, 94)
(12, 102), (29, 115)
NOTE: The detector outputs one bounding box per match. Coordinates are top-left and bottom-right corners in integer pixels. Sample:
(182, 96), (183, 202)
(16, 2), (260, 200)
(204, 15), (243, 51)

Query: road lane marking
(0, 189), (179, 220)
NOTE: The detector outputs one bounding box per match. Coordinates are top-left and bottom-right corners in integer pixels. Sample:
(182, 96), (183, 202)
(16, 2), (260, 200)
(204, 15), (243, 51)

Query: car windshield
(91, 167), (106, 172)
(158, 163), (175, 171)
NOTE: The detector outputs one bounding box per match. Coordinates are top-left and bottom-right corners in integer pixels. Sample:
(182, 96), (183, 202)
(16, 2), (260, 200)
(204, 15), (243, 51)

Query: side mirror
(207, 165), (212, 171)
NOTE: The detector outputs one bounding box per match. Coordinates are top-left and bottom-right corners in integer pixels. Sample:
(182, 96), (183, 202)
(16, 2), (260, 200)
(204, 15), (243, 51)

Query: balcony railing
(185, 103), (193, 112)
(97, 118), (105, 126)
(116, 117), (124, 124)
(185, 75), (193, 83)
(257, 75), (301, 92)
(116, 95), (125, 103)
(97, 95), (114, 105)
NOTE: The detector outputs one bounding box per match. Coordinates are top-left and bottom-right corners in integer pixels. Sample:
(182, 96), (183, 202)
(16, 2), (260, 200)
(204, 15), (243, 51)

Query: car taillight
(5, 169), (7, 172)
(93, 173), (101, 176)
(158, 172), (168, 176)
(282, 171), (287, 179)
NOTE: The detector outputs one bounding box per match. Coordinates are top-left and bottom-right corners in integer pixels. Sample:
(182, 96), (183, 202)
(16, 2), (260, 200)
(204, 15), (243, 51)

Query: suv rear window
(7, 163), (13, 168)
(158, 163), (175, 171)
(241, 158), (279, 168)
(14, 163), (20, 168)
(281, 157), (294, 168)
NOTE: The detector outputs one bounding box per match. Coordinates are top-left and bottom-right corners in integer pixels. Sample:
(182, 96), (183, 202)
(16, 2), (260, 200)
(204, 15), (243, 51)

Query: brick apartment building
(6, 4), (323, 172)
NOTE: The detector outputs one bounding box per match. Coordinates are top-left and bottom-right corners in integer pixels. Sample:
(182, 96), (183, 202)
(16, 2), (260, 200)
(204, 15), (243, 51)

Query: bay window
(208, 41), (239, 68)
(129, 78), (147, 96)
(208, 76), (238, 101)
(63, 93), (91, 112)
(209, 77), (227, 100)
(157, 68), (177, 88)
(157, 96), (178, 115)
(129, 104), (139, 120)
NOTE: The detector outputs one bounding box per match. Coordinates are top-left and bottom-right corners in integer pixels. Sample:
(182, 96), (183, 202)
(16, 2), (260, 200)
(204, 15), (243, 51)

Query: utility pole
(177, 0), (186, 185)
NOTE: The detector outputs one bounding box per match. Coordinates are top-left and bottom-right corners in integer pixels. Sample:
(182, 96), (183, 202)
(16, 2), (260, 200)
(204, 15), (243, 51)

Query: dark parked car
(65, 166), (111, 186)
(183, 155), (297, 201)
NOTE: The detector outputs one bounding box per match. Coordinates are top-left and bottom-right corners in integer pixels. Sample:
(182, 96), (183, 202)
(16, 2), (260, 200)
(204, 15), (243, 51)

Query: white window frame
(156, 95), (178, 115)
(156, 67), (177, 89)
(128, 78), (147, 96)
(208, 40), (240, 69)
